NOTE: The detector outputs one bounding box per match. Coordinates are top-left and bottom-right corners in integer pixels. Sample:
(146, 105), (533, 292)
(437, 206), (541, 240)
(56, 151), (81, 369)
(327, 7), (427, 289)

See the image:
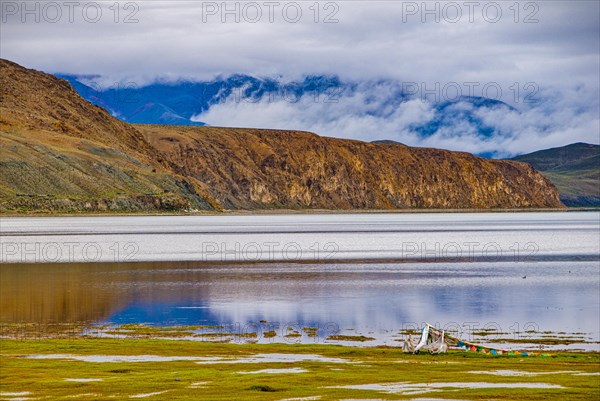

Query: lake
(1, 212), (599, 350)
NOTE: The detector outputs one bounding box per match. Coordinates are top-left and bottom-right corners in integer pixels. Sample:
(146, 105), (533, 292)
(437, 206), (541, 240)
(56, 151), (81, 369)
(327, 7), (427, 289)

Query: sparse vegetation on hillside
(0, 59), (564, 212)
(512, 143), (600, 207)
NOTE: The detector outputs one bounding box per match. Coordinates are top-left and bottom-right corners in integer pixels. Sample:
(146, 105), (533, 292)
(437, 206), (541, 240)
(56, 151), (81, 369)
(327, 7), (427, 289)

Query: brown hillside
(0, 59), (213, 212)
(139, 125), (563, 209)
(0, 59), (154, 155)
(0, 58), (563, 212)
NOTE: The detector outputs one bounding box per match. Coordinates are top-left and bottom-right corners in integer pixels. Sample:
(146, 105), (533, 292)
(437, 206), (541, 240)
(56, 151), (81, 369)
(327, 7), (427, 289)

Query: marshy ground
(1, 336), (599, 400)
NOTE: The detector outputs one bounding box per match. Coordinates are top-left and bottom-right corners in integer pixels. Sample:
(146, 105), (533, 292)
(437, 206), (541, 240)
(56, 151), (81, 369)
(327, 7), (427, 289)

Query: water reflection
(1, 260), (598, 345)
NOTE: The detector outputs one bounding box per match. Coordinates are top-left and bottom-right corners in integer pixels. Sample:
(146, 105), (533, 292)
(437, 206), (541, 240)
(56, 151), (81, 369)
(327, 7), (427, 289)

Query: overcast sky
(1, 0), (599, 154)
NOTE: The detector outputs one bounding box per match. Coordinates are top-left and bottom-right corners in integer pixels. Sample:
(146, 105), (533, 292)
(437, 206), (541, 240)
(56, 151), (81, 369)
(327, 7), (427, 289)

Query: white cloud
(2, 1), (598, 84)
(194, 78), (598, 157)
(1, 0), (598, 154)
(193, 83), (433, 143)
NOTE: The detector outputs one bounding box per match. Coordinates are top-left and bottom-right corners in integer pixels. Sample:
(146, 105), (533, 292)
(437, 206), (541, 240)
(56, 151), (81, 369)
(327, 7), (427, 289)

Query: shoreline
(2, 322), (597, 353)
(1, 207), (597, 217)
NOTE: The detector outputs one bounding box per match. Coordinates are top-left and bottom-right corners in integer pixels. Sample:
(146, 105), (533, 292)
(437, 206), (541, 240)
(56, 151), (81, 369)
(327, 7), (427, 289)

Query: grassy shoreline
(1, 338), (599, 400)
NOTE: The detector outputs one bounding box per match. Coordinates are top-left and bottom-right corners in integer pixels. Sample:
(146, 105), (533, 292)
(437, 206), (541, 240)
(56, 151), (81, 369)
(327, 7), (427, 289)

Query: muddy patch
(0, 391), (37, 401)
(188, 382), (210, 389)
(0, 393), (31, 397)
(278, 397), (322, 401)
(18, 352), (349, 365)
(239, 368), (308, 374)
(196, 353), (349, 364)
(64, 378), (103, 382)
(328, 381), (564, 395)
(0, 392), (35, 401)
(129, 390), (170, 398)
(22, 354), (219, 363)
(468, 370), (580, 376)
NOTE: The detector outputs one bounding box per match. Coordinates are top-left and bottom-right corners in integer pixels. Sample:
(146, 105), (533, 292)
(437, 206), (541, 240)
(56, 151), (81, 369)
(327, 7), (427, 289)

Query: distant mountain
(411, 96), (515, 139)
(56, 74), (345, 126)
(57, 74), (515, 151)
(511, 143), (600, 207)
(0, 59), (563, 212)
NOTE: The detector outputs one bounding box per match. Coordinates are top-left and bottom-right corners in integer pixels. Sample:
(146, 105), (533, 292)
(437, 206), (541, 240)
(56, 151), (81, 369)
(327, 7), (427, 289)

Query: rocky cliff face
(140, 125), (563, 210)
(0, 59), (563, 212)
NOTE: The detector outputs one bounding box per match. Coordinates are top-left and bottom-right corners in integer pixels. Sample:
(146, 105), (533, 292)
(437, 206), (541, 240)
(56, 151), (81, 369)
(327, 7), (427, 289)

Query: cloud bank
(1, 0), (598, 154)
(194, 80), (599, 157)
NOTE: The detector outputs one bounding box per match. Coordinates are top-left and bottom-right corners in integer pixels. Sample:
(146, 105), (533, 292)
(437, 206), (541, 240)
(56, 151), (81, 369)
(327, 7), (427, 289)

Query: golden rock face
(0, 58), (563, 212)
(140, 124), (563, 209)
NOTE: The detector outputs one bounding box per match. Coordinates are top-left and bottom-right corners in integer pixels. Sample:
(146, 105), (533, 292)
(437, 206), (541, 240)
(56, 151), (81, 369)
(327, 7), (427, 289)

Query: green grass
(511, 143), (600, 206)
(1, 338), (599, 400)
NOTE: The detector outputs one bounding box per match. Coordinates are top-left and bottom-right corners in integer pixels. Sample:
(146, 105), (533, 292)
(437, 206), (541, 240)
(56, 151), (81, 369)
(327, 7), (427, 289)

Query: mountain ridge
(56, 73), (517, 152)
(511, 143), (599, 207)
(0, 58), (563, 212)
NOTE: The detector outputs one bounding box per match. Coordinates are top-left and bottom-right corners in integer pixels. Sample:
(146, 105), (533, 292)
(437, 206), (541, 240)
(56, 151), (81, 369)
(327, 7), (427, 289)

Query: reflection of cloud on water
(198, 265), (599, 338)
(2, 259), (598, 343)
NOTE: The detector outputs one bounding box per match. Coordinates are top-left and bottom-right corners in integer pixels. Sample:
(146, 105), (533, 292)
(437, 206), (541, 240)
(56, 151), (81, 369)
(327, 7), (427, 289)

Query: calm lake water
(1, 212), (599, 349)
